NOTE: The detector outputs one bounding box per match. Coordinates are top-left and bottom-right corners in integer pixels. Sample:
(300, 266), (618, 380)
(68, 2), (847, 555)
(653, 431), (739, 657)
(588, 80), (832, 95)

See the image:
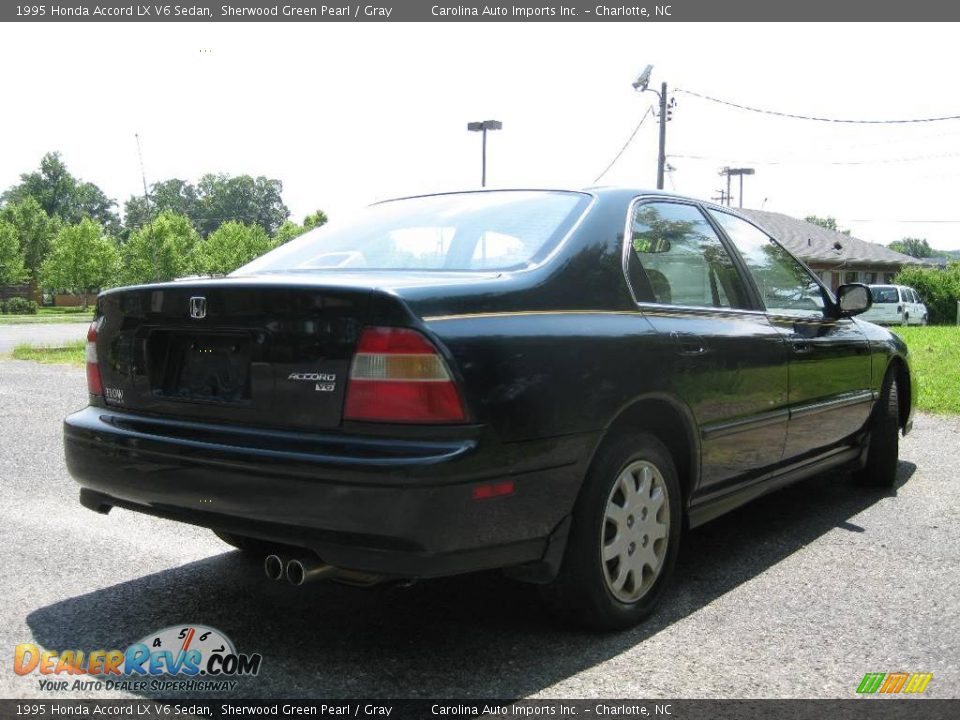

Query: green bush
(2, 297), (39, 315)
(895, 264), (960, 325)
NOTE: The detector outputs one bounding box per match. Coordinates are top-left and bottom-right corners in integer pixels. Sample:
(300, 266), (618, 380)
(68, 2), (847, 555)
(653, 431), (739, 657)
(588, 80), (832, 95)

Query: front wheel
(856, 372), (900, 488)
(540, 433), (682, 630)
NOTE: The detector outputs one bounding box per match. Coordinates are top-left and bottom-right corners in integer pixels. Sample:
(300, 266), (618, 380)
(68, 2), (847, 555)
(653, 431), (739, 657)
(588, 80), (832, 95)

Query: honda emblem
(189, 296), (207, 319)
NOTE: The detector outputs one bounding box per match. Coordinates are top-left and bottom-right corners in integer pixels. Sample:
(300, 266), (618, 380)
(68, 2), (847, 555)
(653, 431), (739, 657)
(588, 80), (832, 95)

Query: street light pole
(467, 120), (503, 187)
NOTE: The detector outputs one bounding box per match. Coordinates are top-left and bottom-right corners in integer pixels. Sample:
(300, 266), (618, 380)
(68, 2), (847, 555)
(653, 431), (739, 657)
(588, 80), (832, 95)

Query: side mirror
(835, 283), (872, 317)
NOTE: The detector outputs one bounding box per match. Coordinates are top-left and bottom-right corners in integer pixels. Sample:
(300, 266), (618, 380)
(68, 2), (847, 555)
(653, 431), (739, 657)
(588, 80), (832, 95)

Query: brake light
(85, 321), (103, 397)
(344, 327), (466, 423)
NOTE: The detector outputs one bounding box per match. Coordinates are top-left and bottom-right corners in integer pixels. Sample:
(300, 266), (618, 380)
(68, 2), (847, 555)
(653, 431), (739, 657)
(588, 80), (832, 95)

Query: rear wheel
(540, 433), (682, 630)
(856, 372), (900, 488)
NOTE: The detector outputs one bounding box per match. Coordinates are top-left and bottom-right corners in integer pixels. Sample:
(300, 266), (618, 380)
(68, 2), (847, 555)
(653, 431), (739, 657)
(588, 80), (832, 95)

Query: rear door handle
(670, 332), (708, 357)
(791, 341), (812, 354)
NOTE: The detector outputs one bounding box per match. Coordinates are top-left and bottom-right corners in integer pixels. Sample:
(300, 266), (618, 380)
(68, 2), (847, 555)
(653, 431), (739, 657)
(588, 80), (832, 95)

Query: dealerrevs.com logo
(14, 625), (262, 693)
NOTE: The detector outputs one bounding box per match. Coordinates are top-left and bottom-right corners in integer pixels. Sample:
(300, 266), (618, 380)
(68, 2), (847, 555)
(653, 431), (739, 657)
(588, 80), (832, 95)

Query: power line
(594, 105), (654, 183)
(669, 150), (960, 166)
(846, 219), (960, 224)
(676, 88), (960, 124)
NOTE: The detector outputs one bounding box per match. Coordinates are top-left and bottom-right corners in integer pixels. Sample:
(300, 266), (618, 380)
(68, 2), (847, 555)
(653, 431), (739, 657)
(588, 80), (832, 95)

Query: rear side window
(629, 202), (750, 309)
(708, 210), (828, 318)
(872, 286), (899, 303)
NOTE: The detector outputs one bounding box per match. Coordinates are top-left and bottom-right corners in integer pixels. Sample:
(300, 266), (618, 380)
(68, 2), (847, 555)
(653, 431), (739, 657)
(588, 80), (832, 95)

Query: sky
(1, 22), (959, 249)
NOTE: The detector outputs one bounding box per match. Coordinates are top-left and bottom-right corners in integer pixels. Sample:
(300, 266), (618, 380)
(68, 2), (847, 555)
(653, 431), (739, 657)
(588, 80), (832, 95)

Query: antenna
(135, 133), (150, 203)
(134, 133), (159, 281)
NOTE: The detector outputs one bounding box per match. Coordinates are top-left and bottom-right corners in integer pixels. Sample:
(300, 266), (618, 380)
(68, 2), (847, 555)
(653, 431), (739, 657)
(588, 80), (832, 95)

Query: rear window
(871, 286), (899, 303)
(235, 191), (591, 274)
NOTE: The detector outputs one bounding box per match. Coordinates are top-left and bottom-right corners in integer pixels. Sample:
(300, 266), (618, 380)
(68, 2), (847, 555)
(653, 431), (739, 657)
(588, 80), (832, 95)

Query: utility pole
(711, 189), (729, 206)
(657, 81), (668, 190)
(720, 167), (755, 208)
(632, 66), (673, 190)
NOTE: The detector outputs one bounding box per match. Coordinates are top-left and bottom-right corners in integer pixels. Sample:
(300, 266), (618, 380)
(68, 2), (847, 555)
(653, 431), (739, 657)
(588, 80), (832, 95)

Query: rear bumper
(64, 406), (590, 578)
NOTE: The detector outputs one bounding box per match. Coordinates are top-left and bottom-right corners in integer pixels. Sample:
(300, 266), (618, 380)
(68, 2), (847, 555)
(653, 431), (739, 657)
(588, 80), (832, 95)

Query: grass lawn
(0, 306), (94, 325)
(10, 340), (85, 366)
(892, 326), (960, 414)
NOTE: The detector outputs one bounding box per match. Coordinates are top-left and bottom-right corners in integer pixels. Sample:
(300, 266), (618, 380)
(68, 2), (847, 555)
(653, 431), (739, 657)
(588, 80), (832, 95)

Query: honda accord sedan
(64, 188), (915, 629)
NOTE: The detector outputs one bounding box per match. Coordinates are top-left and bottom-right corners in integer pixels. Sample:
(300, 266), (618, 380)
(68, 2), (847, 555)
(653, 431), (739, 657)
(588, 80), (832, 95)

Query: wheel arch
(587, 393), (700, 517)
(886, 354), (912, 431)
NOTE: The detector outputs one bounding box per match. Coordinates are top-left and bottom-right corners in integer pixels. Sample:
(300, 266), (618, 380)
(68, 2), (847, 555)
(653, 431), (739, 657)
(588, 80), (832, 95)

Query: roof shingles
(740, 209), (926, 268)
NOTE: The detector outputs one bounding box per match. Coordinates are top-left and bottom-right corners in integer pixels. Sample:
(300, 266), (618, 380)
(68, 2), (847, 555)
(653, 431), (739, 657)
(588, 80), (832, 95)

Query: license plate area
(154, 332), (252, 405)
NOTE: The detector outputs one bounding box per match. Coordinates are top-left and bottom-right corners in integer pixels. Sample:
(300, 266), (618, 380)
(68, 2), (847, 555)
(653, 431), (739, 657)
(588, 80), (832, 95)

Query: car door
(708, 209), (873, 461)
(625, 199), (790, 496)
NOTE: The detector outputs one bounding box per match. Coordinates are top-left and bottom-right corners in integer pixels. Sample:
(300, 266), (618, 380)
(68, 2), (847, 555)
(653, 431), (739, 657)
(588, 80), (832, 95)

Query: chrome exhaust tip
(286, 557), (338, 586)
(264, 554), (286, 582)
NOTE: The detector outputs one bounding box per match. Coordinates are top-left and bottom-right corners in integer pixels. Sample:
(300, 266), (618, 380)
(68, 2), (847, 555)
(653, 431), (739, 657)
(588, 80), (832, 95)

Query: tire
(540, 433), (682, 630)
(856, 372), (900, 488)
(213, 530), (271, 555)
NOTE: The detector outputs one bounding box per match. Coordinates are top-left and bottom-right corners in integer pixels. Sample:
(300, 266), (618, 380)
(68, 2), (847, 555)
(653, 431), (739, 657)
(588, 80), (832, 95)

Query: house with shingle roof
(741, 209), (930, 292)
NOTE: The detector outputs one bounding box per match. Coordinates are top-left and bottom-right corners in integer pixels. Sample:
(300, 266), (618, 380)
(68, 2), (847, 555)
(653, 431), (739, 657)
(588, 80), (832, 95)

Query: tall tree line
(0, 152), (327, 305)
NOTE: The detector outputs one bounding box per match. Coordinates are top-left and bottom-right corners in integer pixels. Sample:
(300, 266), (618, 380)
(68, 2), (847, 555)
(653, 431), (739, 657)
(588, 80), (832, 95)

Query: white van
(861, 284), (928, 326)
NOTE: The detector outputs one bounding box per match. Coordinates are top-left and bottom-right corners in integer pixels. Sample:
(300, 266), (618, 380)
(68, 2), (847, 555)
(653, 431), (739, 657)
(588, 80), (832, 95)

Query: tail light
(85, 320), (103, 397)
(344, 327), (466, 423)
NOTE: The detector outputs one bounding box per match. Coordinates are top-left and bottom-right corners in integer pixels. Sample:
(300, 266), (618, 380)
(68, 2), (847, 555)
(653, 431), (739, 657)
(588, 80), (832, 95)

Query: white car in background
(862, 284), (928, 326)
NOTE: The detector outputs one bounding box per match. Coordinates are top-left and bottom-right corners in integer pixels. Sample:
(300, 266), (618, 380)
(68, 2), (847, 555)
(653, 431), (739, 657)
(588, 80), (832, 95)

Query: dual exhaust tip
(264, 554), (337, 586)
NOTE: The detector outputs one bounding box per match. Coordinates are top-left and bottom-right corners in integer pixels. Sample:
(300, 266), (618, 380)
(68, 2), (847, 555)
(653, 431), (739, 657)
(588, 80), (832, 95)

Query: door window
(629, 202), (750, 309)
(709, 210), (828, 318)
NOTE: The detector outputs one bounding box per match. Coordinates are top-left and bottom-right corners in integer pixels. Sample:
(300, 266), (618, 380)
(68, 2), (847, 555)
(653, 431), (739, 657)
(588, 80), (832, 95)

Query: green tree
(2, 152), (120, 234)
(804, 215), (851, 236)
(41, 219), (119, 308)
(303, 210), (328, 230)
(194, 174), (289, 237)
(0, 196), (61, 282)
(119, 211), (199, 286)
(274, 220), (309, 244)
(189, 221), (276, 276)
(122, 178), (200, 235)
(122, 174), (291, 238)
(895, 263), (960, 324)
(0, 220), (28, 284)
(889, 237), (934, 259)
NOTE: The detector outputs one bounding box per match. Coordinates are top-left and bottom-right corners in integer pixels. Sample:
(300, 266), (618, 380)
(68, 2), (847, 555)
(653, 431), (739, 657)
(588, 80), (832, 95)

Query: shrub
(2, 297), (39, 315)
(895, 264), (960, 325)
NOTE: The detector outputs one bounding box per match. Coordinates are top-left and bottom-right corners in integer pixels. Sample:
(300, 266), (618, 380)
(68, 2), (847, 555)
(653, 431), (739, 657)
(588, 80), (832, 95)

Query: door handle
(671, 332), (708, 357)
(791, 341), (812, 354)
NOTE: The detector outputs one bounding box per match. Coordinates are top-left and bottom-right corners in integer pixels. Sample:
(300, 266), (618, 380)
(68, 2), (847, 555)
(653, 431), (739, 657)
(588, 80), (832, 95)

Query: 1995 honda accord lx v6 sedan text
(64, 188), (915, 629)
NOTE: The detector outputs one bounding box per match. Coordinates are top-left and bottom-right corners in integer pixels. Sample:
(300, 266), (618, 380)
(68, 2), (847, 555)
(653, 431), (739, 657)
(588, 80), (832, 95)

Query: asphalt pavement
(0, 322), (90, 352)
(0, 358), (957, 700)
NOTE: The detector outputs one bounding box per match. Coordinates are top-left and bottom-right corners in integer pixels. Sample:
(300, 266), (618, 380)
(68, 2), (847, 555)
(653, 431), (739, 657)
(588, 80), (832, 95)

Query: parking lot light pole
(467, 120), (502, 187)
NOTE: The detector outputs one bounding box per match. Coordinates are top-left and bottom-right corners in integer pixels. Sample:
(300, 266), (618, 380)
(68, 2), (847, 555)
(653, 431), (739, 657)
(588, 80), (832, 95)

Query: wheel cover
(601, 459), (670, 603)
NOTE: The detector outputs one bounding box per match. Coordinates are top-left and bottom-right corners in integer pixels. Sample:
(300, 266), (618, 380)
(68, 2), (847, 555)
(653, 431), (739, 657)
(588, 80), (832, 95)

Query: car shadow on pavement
(27, 462), (916, 699)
